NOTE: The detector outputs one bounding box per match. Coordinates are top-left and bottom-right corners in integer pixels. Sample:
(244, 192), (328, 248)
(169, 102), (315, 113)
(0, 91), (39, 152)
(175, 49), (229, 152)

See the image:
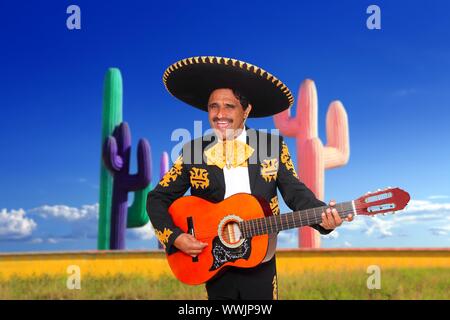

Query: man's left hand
(319, 200), (354, 230)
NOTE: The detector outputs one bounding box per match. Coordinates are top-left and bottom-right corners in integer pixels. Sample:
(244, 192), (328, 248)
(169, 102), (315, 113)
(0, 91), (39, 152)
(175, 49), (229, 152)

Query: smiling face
(207, 88), (252, 140)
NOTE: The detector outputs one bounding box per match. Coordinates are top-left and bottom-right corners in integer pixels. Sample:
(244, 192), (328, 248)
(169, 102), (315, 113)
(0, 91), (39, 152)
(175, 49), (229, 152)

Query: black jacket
(146, 128), (331, 254)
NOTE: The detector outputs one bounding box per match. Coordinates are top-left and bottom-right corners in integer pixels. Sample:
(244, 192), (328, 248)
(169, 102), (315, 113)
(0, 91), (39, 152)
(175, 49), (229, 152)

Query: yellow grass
(0, 268), (448, 300)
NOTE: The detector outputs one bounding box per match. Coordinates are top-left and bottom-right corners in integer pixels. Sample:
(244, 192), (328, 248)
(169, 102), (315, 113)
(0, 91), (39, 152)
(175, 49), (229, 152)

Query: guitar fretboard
(239, 201), (356, 238)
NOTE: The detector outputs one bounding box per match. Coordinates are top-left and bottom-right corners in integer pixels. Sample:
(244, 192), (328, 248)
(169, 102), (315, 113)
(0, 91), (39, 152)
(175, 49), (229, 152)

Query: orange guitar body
(167, 193), (277, 285)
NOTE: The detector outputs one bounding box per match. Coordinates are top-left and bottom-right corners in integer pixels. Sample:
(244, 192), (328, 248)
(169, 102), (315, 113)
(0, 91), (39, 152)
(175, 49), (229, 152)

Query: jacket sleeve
(276, 136), (332, 235)
(146, 154), (190, 254)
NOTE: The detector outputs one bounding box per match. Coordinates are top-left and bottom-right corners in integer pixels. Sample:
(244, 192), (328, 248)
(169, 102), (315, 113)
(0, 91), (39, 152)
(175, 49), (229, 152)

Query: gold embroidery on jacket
(272, 275), (278, 300)
(281, 141), (298, 178)
(155, 228), (173, 248)
(190, 167), (210, 189)
(260, 158), (278, 182)
(270, 196), (280, 215)
(159, 156), (183, 187)
(204, 140), (254, 169)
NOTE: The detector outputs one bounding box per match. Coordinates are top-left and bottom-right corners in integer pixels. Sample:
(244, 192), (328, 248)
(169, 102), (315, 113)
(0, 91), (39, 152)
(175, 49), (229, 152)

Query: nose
(217, 105), (226, 119)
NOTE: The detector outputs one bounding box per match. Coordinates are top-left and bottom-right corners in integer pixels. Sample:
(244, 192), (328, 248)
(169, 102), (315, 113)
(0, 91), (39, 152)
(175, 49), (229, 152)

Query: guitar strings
(189, 205), (374, 241)
(192, 206), (364, 240)
(190, 204), (364, 236)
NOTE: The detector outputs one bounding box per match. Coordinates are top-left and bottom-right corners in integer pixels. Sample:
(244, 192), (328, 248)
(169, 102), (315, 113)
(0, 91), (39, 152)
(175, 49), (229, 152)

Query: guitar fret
(276, 214), (283, 232)
(243, 201), (356, 238)
(285, 213), (289, 231)
(269, 216), (273, 234)
(264, 216), (268, 236)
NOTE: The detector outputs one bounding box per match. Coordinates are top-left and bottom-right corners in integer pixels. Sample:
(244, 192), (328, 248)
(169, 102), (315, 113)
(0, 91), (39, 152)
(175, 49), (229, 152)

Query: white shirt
(223, 128), (252, 199)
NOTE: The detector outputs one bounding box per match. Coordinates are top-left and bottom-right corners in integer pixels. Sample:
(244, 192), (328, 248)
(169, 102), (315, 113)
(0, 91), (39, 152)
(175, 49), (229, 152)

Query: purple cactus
(103, 122), (151, 249)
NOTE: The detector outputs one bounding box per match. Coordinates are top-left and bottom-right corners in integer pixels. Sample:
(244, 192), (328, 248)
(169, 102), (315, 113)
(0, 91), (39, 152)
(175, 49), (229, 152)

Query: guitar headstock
(354, 187), (410, 216)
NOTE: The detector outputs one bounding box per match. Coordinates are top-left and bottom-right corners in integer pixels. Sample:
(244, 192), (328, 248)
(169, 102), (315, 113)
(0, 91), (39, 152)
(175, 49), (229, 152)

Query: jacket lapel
(246, 128), (260, 193)
(202, 135), (225, 193)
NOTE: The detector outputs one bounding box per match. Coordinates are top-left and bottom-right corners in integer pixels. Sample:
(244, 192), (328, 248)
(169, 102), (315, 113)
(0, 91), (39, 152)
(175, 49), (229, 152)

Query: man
(147, 56), (353, 300)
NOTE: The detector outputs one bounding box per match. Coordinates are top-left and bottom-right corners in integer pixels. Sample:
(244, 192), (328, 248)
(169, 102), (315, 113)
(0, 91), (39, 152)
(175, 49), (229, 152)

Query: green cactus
(98, 68), (151, 249)
(98, 68), (123, 250)
(127, 184), (151, 228)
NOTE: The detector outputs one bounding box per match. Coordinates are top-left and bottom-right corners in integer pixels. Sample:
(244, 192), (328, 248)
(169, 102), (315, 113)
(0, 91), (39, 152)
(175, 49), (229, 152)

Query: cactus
(98, 68), (152, 250)
(98, 68), (123, 250)
(103, 122), (151, 249)
(273, 79), (350, 248)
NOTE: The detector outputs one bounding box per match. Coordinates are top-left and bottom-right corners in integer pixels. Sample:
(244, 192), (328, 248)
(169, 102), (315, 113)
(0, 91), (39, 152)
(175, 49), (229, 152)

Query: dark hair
(232, 89), (250, 110)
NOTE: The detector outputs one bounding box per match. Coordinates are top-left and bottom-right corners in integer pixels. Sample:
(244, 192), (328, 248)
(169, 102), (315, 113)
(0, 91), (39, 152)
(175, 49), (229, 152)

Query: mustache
(213, 117), (233, 123)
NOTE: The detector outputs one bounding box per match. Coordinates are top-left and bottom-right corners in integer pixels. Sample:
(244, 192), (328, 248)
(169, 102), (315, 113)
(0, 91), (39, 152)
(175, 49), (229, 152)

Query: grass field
(1, 268), (449, 300)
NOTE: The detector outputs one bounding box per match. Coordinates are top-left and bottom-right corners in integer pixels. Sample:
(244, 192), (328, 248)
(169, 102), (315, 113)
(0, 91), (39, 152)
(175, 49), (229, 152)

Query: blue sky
(1, 0), (449, 252)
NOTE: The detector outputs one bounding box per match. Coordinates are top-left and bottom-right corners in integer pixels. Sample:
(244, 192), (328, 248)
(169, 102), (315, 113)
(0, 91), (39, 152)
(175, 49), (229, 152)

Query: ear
(244, 104), (252, 118)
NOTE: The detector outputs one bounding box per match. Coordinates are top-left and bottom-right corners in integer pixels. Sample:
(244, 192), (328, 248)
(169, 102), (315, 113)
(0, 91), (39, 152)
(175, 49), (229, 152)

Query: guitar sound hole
(220, 220), (242, 246)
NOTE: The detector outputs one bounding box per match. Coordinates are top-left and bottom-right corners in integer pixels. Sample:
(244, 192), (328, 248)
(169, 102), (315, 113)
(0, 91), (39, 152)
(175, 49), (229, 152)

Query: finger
(189, 249), (203, 256)
(325, 215), (336, 228)
(329, 200), (336, 207)
(191, 242), (207, 250)
(321, 212), (330, 229)
(332, 209), (342, 226)
(345, 214), (354, 222)
(193, 239), (208, 246)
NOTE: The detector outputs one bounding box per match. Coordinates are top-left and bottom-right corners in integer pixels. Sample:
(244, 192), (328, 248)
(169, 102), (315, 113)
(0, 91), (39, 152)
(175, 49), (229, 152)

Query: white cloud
(128, 222), (155, 240)
(0, 208), (37, 240)
(427, 195), (449, 200)
(29, 204), (99, 221)
(340, 198), (450, 239)
(322, 230), (339, 240)
(340, 215), (395, 238)
(30, 238), (43, 244)
(343, 241), (352, 247)
(277, 230), (297, 247)
(429, 225), (450, 236)
(364, 216), (394, 237)
(403, 200), (450, 213)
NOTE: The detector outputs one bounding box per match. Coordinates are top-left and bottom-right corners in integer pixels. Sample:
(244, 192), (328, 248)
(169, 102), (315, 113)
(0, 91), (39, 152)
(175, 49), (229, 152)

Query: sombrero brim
(163, 56), (294, 118)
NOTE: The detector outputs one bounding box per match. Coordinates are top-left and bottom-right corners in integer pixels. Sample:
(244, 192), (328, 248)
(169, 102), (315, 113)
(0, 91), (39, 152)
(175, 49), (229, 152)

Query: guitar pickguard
(209, 236), (251, 271)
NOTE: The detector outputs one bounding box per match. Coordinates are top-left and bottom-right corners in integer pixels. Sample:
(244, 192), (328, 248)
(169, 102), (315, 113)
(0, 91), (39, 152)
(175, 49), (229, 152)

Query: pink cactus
(273, 79), (350, 248)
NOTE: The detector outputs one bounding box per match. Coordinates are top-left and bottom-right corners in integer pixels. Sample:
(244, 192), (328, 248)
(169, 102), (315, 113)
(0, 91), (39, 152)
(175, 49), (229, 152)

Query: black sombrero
(163, 56), (294, 118)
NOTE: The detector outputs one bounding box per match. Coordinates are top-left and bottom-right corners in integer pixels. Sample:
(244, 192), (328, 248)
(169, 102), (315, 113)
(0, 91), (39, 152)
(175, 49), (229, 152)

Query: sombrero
(162, 56), (294, 118)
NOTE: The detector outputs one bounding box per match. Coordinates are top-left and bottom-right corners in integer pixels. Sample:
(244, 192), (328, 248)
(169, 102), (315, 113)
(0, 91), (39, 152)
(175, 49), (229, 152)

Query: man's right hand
(173, 233), (208, 257)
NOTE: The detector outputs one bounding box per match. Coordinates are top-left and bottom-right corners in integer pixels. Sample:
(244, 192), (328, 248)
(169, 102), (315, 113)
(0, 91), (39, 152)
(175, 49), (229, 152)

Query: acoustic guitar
(166, 187), (410, 285)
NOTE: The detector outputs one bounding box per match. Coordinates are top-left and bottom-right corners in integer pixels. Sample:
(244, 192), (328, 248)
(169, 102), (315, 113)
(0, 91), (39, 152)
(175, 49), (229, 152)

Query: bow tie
(204, 139), (254, 169)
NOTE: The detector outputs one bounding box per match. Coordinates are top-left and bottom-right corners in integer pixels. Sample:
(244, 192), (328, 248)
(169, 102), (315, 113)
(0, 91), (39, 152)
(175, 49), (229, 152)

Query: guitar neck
(240, 201), (356, 238)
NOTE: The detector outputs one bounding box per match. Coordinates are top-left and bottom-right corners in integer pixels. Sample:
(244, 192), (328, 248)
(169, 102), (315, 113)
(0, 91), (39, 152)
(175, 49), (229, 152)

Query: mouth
(214, 120), (232, 130)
